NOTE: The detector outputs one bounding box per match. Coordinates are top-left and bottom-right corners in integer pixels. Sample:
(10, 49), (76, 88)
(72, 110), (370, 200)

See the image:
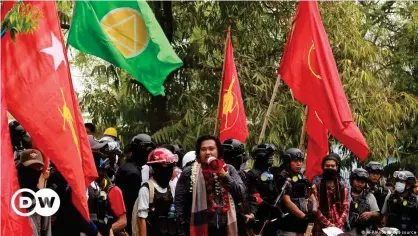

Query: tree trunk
(148, 1), (173, 134)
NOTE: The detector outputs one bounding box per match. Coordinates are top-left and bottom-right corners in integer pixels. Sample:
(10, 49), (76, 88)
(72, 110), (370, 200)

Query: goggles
(290, 152), (304, 161)
(354, 171), (369, 179)
(148, 153), (178, 164)
(368, 164), (383, 172)
(393, 171), (408, 181)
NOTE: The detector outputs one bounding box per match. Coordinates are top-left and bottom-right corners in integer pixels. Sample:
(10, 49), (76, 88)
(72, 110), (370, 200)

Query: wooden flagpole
(257, 73), (281, 144)
(65, 0), (76, 50)
(213, 26), (231, 136)
(299, 106), (309, 151)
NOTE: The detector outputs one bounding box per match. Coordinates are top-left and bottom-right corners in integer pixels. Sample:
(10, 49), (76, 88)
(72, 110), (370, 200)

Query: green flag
(68, 0), (183, 96)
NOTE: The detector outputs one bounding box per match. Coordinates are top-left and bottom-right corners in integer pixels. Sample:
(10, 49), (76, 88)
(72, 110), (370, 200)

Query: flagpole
(213, 26), (231, 136)
(257, 73), (281, 145)
(298, 106), (309, 151)
(65, 0), (76, 50)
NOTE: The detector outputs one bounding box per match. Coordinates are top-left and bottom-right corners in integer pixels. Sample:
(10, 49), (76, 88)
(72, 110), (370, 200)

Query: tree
(69, 1), (417, 163)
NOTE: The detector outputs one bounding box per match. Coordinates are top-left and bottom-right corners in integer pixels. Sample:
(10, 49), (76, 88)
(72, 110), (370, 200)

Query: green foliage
(1, 2), (43, 41)
(72, 1), (418, 164)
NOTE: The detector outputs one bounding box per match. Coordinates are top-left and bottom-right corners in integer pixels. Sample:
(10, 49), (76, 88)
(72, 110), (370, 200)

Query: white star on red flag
(40, 32), (66, 71)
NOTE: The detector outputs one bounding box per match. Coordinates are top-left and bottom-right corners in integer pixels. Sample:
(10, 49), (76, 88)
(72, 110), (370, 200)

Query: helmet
(9, 120), (26, 137)
(223, 139), (245, 154)
(365, 161), (383, 174)
(252, 144), (277, 160)
(393, 171), (416, 185)
(160, 144), (184, 158)
(147, 148), (178, 165)
(182, 151), (196, 168)
(350, 168), (369, 183)
(129, 134), (155, 153)
(104, 127), (118, 137)
(281, 148), (304, 166)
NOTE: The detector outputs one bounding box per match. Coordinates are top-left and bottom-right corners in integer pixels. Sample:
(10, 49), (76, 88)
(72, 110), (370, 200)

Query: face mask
(131, 149), (149, 166)
(323, 169), (338, 180)
(395, 182), (406, 193)
(17, 165), (42, 192)
(153, 165), (173, 188)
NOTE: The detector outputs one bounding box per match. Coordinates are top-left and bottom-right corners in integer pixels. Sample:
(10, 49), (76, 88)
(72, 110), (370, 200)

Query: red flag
(219, 28), (248, 143)
(1, 61), (33, 236)
(1, 1), (97, 220)
(279, 1), (369, 160)
(305, 109), (328, 181)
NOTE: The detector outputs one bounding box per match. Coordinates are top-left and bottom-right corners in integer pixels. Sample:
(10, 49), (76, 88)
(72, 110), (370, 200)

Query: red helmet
(147, 148), (178, 164)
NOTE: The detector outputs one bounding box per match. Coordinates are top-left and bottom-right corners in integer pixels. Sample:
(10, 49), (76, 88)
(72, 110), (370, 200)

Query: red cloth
(108, 186), (126, 217)
(1, 1), (97, 221)
(314, 182), (349, 235)
(306, 109), (329, 181)
(1, 43), (33, 236)
(219, 28), (248, 143)
(279, 1), (369, 160)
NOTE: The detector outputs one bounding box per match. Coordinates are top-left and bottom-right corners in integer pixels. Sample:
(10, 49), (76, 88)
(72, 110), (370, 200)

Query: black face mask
(152, 165), (173, 188)
(131, 148), (151, 166)
(323, 169), (338, 180)
(17, 165), (42, 192)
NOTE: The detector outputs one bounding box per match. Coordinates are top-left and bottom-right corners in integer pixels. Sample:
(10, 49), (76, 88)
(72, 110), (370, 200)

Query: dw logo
(11, 188), (60, 216)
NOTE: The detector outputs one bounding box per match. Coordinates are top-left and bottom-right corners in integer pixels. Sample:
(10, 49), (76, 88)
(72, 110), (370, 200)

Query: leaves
(70, 2), (417, 165)
(1, 2), (43, 41)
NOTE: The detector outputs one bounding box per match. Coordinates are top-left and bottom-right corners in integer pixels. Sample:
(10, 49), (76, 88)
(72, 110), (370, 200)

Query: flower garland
(202, 163), (230, 213)
(190, 161), (198, 192)
(190, 161), (230, 213)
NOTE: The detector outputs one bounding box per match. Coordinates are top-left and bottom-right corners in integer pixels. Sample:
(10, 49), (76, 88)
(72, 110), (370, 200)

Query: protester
(365, 161), (387, 210)
(85, 122), (96, 136)
(222, 138), (249, 182)
(381, 170), (418, 231)
(161, 144), (185, 197)
(277, 148), (317, 236)
(313, 154), (349, 236)
(222, 138), (254, 236)
(16, 149), (51, 236)
(181, 151), (196, 169)
(175, 135), (245, 236)
(347, 168), (380, 236)
(9, 120), (32, 163)
(246, 143), (282, 235)
(115, 134), (155, 236)
(88, 136), (127, 236)
(134, 148), (179, 236)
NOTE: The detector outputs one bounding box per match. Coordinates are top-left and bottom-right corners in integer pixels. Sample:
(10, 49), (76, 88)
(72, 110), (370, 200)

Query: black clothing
(277, 172), (315, 233)
(114, 160), (142, 235)
(142, 182), (178, 236)
(52, 185), (98, 236)
(349, 191), (373, 234)
(246, 168), (282, 235)
(369, 183), (387, 210)
(385, 192), (418, 231)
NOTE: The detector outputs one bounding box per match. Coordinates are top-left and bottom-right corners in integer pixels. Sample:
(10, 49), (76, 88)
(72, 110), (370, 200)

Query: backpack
(131, 180), (155, 236)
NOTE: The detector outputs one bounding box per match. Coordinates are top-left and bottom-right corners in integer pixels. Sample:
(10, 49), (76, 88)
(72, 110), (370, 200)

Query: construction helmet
(104, 127), (118, 138)
(147, 148), (178, 165)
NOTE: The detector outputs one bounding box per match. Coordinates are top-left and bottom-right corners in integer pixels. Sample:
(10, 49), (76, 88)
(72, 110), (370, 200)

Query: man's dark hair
(85, 123), (96, 134)
(195, 135), (224, 159)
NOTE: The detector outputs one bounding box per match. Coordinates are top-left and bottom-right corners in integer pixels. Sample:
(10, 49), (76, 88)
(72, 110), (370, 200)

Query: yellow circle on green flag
(100, 7), (149, 58)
